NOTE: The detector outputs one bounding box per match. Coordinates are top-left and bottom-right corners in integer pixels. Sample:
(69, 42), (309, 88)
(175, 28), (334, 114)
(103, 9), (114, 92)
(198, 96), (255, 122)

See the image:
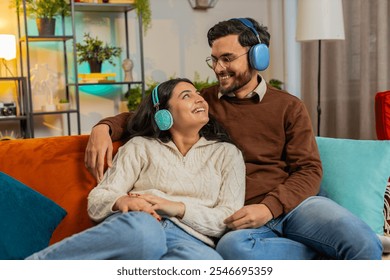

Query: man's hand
(224, 204), (273, 230)
(113, 195), (161, 221)
(85, 124), (113, 182)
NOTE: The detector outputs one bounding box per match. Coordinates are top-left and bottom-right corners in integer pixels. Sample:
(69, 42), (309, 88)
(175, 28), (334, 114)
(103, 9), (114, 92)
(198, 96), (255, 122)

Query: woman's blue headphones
(151, 84), (173, 131)
(233, 18), (270, 71)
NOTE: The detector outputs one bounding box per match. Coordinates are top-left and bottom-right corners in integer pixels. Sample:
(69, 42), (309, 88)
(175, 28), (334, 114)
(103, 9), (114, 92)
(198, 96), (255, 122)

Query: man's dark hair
(207, 17), (270, 48)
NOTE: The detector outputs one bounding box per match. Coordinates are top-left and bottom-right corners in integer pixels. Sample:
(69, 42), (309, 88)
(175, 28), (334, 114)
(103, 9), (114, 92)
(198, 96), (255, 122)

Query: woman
(26, 78), (245, 260)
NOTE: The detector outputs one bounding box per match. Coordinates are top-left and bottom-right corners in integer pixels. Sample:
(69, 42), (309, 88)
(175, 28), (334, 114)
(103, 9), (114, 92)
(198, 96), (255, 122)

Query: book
(78, 73), (116, 83)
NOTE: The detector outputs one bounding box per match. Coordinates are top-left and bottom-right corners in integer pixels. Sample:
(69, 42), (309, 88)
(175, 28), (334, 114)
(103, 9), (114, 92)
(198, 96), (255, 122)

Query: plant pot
(56, 103), (70, 111)
(88, 60), (102, 73)
(36, 18), (56, 36)
(42, 104), (56, 112)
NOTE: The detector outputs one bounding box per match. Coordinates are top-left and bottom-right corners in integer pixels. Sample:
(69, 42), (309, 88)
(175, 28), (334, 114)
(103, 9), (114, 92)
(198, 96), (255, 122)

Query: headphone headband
(152, 84), (160, 108)
(232, 18), (261, 44)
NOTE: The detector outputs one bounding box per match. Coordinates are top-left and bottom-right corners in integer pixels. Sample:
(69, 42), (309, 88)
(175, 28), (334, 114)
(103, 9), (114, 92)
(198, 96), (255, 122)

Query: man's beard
(219, 70), (253, 95)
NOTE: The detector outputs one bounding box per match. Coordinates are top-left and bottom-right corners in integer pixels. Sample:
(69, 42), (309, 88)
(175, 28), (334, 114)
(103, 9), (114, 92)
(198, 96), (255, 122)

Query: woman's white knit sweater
(88, 136), (246, 247)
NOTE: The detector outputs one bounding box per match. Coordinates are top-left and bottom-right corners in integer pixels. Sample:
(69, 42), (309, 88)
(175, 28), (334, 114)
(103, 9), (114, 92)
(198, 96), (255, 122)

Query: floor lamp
(296, 0), (345, 136)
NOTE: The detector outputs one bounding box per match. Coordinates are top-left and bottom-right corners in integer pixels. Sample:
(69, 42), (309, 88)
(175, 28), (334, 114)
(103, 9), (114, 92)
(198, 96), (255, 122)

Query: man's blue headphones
(232, 18), (270, 71)
(151, 84), (173, 131)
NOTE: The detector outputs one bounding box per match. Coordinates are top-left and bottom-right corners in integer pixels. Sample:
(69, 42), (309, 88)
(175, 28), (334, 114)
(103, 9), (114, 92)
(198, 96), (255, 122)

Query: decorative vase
(36, 18), (56, 36)
(88, 60), (102, 73)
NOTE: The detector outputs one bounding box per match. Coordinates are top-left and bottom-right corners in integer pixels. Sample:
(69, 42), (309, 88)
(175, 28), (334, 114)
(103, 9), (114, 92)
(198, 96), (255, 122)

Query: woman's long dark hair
(126, 78), (233, 144)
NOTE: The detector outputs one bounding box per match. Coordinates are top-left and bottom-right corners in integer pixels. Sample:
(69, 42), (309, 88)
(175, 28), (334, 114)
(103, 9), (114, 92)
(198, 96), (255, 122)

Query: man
(85, 18), (382, 259)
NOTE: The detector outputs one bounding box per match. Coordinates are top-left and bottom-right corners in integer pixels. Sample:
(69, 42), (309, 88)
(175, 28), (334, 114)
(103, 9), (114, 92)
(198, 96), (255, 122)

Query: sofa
(0, 134), (389, 260)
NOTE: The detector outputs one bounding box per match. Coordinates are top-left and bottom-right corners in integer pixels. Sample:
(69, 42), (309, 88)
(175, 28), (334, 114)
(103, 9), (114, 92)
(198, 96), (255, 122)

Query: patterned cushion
(385, 181), (390, 236)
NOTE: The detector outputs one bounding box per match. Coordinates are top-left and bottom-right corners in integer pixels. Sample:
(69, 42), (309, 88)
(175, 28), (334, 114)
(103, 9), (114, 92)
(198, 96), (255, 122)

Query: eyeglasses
(205, 52), (249, 69)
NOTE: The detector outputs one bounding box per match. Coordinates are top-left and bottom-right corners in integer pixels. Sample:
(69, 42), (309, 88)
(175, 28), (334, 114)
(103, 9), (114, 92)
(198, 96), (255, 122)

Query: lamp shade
(296, 0), (345, 41)
(0, 34), (16, 60)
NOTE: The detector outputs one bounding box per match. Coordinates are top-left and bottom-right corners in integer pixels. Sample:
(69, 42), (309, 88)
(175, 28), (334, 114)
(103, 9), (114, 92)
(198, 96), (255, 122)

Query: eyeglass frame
(205, 51), (249, 70)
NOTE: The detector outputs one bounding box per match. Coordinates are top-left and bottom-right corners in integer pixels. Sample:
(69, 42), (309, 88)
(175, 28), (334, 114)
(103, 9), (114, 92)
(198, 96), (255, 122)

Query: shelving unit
(70, 2), (145, 101)
(17, 1), (81, 138)
(0, 76), (31, 138)
(15, 1), (145, 138)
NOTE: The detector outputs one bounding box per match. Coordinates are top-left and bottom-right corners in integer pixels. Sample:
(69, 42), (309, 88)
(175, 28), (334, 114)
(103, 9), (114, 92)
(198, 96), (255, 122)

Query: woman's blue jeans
(26, 212), (222, 260)
(216, 196), (383, 260)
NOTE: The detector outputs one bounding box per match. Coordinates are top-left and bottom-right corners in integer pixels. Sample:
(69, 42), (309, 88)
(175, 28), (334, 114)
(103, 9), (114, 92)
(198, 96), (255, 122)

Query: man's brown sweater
(98, 84), (322, 219)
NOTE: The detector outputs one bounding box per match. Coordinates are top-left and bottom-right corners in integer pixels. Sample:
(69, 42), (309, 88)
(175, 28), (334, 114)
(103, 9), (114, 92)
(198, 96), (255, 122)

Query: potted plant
(124, 78), (158, 112)
(56, 98), (70, 111)
(11, 0), (70, 36)
(134, 0), (152, 34)
(192, 72), (218, 91)
(76, 33), (122, 73)
(269, 79), (284, 90)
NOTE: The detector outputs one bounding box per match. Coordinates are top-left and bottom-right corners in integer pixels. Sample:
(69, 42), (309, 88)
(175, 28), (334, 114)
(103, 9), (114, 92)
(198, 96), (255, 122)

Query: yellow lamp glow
(0, 34), (16, 61)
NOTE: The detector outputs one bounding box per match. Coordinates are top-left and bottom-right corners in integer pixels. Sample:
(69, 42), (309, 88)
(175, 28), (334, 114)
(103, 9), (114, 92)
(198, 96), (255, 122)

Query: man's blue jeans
(26, 212), (222, 260)
(216, 196), (383, 260)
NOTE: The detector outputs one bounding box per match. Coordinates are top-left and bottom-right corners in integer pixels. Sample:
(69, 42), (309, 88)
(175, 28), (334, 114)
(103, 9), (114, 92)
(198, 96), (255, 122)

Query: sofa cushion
(375, 90), (390, 140)
(0, 172), (67, 260)
(316, 137), (390, 235)
(0, 135), (123, 244)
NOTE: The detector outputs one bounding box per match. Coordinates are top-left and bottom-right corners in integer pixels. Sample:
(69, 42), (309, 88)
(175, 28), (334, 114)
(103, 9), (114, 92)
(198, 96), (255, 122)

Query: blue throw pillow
(316, 137), (390, 235)
(0, 172), (67, 259)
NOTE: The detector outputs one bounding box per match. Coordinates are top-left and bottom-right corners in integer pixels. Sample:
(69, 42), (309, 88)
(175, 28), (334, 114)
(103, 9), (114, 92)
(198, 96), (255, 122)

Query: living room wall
(0, 0), (289, 137)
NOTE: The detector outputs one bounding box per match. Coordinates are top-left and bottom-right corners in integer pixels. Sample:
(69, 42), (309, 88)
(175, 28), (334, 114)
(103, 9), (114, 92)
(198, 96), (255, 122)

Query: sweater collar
(158, 137), (217, 152)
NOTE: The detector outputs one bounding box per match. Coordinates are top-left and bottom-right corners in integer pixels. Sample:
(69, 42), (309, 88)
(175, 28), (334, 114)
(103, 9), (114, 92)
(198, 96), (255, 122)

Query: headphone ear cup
(154, 109), (173, 131)
(249, 43), (270, 71)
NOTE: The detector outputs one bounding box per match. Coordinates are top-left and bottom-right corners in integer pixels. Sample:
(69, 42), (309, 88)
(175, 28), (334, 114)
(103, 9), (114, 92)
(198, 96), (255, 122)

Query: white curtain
(300, 0), (390, 140)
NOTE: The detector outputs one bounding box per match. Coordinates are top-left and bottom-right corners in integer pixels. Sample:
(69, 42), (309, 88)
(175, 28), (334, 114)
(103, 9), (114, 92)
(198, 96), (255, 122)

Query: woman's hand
(130, 193), (186, 219)
(113, 195), (161, 221)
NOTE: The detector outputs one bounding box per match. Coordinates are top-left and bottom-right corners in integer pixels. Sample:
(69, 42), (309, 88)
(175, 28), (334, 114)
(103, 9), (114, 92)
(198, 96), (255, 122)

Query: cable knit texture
(88, 136), (245, 247)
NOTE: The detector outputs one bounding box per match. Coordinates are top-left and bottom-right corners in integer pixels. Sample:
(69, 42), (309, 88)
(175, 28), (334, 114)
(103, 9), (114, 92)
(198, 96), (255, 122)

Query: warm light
(296, 0), (345, 41)
(0, 34), (16, 60)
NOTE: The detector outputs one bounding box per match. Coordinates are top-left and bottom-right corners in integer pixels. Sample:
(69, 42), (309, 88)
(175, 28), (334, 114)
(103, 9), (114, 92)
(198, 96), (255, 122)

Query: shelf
(74, 3), (135, 13)
(20, 36), (74, 42)
(69, 81), (143, 86)
(0, 77), (25, 81)
(32, 109), (79, 116)
(0, 116), (28, 121)
(0, 76), (30, 138)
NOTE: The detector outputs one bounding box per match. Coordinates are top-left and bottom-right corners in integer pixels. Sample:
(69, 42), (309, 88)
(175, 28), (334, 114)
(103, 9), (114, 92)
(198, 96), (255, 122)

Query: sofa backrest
(0, 135), (122, 244)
